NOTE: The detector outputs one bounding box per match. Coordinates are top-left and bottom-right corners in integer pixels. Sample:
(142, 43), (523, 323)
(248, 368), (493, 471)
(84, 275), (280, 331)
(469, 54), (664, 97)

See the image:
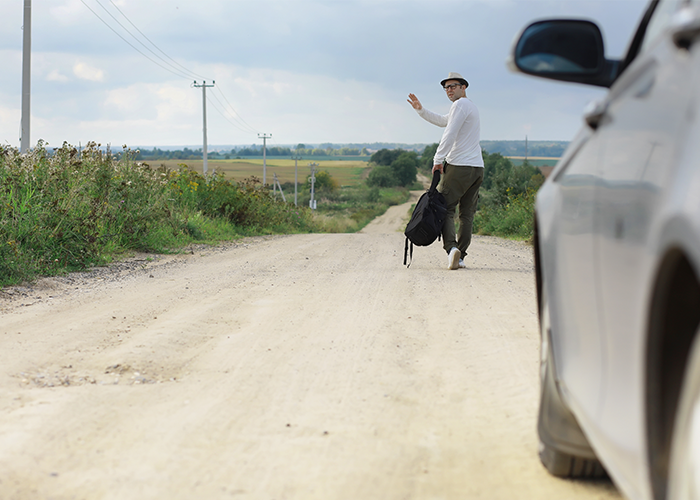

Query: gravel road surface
(0, 194), (622, 500)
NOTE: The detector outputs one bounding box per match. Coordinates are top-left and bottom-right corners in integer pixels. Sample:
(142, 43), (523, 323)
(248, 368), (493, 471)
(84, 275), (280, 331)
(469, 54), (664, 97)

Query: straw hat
(440, 72), (469, 88)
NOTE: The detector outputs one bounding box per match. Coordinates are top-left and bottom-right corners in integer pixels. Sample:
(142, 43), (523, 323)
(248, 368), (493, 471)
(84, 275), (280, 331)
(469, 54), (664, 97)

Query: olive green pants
(438, 163), (484, 258)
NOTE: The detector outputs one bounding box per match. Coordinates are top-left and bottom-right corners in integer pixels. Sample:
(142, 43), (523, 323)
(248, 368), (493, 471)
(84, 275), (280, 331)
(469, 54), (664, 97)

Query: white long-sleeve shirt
(416, 97), (484, 168)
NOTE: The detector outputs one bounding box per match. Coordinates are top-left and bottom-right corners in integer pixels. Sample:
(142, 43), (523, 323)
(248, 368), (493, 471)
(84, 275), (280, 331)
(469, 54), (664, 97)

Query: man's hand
(407, 93), (422, 111)
(432, 163), (443, 174)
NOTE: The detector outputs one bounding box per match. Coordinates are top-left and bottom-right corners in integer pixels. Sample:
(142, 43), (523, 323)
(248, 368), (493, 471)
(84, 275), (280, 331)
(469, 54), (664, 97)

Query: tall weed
(474, 187), (536, 241)
(0, 142), (315, 286)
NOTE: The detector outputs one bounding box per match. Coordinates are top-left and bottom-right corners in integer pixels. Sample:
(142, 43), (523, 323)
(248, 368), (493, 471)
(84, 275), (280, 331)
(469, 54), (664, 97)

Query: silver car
(509, 1), (700, 499)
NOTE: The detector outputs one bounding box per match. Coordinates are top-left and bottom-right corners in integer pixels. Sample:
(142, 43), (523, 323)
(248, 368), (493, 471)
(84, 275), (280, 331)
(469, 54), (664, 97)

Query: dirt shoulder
(0, 200), (620, 499)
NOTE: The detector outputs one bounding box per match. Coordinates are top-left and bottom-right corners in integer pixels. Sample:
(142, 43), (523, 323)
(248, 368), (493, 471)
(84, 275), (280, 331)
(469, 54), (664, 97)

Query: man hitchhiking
(407, 72), (484, 270)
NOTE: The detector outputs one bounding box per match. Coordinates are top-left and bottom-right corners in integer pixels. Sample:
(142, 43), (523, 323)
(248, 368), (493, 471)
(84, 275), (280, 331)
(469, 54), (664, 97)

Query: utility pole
(193, 80), (215, 175)
(20, 0), (31, 153)
(258, 133), (272, 185)
(273, 173), (286, 202)
(525, 135), (528, 163)
(308, 162), (318, 210)
(291, 154), (302, 206)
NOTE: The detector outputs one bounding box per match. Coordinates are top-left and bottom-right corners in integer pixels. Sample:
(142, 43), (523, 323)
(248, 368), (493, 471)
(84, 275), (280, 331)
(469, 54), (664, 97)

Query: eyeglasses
(444, 83), (463, 91)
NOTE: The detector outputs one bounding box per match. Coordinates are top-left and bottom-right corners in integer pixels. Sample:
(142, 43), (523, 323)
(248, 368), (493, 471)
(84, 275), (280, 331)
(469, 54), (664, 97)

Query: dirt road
(0, 195), (621, 500)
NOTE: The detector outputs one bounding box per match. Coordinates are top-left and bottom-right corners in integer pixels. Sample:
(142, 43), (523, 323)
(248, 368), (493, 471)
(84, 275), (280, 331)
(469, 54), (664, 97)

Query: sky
(0, 0), (651, 150)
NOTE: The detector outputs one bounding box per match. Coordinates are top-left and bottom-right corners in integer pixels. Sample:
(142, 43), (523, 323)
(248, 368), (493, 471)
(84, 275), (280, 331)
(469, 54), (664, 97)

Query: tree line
(133, 144), (371, 161)
(365, 144), (545, 205)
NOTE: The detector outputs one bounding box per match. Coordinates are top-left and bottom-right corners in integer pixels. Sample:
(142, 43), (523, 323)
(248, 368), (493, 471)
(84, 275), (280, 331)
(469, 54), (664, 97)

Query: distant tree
(390, 151), (418, 186)
(366, 165), (398, 187)
(306, 170), (339, 192)
(296, 143), (306, 150)
(480, 151), (544, 209)
(420, 143), (438, 171)
(370, 148), (402, 166)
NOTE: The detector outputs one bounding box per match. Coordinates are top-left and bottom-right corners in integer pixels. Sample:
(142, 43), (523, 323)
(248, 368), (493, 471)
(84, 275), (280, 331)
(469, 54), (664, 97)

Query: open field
(149, 159), (371, 187)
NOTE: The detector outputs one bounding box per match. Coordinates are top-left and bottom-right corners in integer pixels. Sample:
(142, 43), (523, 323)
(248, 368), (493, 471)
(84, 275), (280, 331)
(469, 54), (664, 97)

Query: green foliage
(305, 170), (339, 192)
(420, 143), (438, 171)
(366, 165), (398, 187)
(474, 152), (545, 241)
(366, 149), (418, 188)
(370, 148), (402, 166)
(297, 181), (409, 233)
(0, 142), (316, 286)
(481, 152), (544, 210)
(391, 152), (418, 186)
(474, 188), (538, 240)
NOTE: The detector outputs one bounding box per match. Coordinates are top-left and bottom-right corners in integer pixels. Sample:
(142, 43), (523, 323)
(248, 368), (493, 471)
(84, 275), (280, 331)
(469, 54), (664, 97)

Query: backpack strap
(429, 170), (441, 193)
(404, 237), (413, 268)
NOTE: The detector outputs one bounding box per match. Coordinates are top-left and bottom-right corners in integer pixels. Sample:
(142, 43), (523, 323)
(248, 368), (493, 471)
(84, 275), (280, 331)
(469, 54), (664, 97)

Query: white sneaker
(458, 259), (466, 269)
(448, 247), (460, 270)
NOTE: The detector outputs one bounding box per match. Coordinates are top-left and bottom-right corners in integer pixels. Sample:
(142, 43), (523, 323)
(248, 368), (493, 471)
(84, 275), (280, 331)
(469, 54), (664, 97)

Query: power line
(106, 0), (208, 82)
(80, 1), (263, 141)
(80, 0), (193, 80)
(93, 0), (197, 79)
(208, 90), (257, 134)
(212, 87), (260, 134)
(206, 94), (257, 134)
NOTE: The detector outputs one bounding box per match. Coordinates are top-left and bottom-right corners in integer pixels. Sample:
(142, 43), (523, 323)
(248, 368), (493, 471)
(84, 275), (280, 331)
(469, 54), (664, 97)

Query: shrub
(0, 142), (316, 286)
(390, 152), (418, 186)
(474, 188), (537, 241)
(366, 165), (398, 187)
(305, 170), (339, 193)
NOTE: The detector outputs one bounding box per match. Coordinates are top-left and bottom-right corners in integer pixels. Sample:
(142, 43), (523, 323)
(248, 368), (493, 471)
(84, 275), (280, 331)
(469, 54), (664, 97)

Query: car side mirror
(508, 19), (618, 88)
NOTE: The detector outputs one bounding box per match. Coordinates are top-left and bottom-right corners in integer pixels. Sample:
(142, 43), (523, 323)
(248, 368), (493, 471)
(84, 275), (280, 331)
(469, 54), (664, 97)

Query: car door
(544, 127), (606, 423)
(590, 0), (696, 491)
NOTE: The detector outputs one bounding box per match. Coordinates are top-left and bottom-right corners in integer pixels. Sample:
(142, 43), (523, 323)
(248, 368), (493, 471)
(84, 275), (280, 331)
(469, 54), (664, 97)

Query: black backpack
(403, 171), (447, 267)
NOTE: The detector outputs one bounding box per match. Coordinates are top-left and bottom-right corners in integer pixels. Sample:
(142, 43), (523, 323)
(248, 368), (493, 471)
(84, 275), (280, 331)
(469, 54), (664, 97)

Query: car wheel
(667, 331), (700, 500)
(537, 287), (607, 478)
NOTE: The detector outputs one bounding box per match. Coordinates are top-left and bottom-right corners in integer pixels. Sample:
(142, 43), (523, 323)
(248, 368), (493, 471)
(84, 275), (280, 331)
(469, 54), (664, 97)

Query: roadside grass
(473, 188), (536, 241)
(304, 184), (410, 233)
(0, 142), (316, 287)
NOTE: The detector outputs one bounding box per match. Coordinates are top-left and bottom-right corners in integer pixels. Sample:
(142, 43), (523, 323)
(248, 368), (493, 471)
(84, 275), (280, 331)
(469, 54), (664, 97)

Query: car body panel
(592, 23), (695, 496)
(520, 1), (700, 499)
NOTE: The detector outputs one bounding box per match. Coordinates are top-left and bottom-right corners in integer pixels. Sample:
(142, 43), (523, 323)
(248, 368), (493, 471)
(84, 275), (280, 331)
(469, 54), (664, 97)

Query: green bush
(0, 142), (316, 286)
(474, 187), (538, 241)
(473, 152), (545, 241)
(305, 170), (339, 193)
(366, 149), (418, 188)
(366, 165), (398, 187)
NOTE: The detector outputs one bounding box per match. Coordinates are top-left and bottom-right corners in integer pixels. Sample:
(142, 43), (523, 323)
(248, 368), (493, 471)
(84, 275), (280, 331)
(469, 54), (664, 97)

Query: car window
(639, 0), (686, 52)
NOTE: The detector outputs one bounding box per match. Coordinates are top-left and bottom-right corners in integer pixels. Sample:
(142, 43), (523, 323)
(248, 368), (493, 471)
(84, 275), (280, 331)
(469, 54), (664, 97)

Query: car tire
(537, 288), (608, 478)
(667, 330), (700, 500)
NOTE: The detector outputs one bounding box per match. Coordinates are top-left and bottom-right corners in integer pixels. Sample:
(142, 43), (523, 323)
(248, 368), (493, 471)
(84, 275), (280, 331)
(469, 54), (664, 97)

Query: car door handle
(672, 7), (700, 49)
(584, 99), (609, 130)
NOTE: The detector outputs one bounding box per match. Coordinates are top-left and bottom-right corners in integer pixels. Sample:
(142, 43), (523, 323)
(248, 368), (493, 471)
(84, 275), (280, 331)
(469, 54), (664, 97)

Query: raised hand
(407, 93), (422, 111)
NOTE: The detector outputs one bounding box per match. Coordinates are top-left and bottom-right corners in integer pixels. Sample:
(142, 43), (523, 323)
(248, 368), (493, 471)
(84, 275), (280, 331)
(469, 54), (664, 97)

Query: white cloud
(46, 70), (70, 83)
(73, 62), (105, 82)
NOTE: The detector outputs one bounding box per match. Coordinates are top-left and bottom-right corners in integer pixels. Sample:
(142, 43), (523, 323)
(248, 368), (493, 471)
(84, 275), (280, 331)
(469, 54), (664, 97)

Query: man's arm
(407, 93), (448, 127)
